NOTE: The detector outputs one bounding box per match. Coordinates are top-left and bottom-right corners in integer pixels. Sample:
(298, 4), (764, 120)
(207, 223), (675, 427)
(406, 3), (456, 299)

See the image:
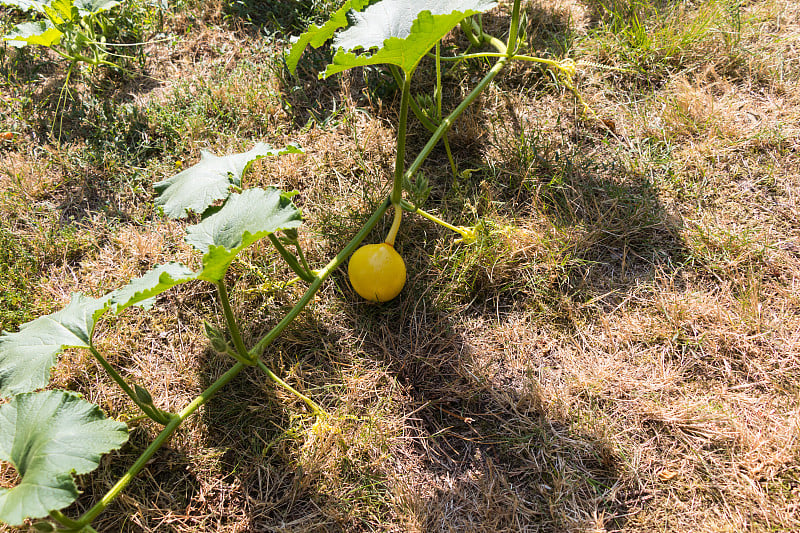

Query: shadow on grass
(55, 124), (685, 529)
(170, 142), (683, 527)
(223, 0), (337, 37)
(48, 3), (693, 530)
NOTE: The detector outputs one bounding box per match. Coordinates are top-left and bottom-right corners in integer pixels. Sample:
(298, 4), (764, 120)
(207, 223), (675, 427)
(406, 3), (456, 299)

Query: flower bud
(134, 384), (154, 405)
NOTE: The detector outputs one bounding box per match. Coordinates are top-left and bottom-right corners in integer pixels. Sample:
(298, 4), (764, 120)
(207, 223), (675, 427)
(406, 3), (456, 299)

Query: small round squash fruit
(348, 243), (406, 302)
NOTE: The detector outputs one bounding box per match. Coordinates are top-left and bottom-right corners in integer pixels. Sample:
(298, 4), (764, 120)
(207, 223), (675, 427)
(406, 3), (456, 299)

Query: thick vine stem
(249, 197), (392, 360)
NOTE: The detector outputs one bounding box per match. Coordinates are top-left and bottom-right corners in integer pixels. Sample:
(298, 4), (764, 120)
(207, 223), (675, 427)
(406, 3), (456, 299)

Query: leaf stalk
(88, 346), (171, 425)
(391, 72), (412, 206)
(74, 362), (249, 527)
(268, 234), (316, 283)
(216, 281), (251, 361)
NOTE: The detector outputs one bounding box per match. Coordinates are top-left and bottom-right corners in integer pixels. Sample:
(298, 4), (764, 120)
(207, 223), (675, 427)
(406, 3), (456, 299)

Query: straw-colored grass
(1, 0), (798, 531)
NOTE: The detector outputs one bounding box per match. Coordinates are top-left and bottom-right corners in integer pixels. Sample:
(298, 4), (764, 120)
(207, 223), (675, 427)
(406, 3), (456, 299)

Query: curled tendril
(556, 58), (577, 78)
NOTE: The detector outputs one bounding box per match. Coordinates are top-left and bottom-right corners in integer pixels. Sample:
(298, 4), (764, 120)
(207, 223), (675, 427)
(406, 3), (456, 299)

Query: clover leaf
(0, 391), (129, 525)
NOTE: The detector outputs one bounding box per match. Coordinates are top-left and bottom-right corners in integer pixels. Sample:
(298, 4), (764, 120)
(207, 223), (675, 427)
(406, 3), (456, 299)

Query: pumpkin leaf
(324, 0), (497, 77)
(154, 144), (302, 219)
(285, 0), (373, 74)
(109, 263), (198, 313)
(0, 0), (48, 12)
(72, 0), (120, 15)
(185, 188), (303, 282)
(0, 391), (128, 525)
(3, 21), (62, 48)
(0, 294), (110, 398)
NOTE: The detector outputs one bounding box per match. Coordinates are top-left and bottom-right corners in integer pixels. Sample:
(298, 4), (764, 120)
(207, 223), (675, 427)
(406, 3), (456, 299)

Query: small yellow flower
(454, 226), (477, 244)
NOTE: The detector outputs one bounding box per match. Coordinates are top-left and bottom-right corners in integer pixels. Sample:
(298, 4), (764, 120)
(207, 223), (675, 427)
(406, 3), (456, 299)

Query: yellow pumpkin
(348, 243), (406, 302)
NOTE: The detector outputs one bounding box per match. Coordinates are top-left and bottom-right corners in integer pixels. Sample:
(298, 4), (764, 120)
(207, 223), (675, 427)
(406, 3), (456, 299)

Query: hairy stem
(459, 18), (482, 47)
(268, 233), (315, 283)
(435, 41), (443, 120)
(249, 197), (392, 359)
(389, 66), (437, 132)
(392, 72), (412, 206)
(216, 281), (250, 360)
(49, 509), (82, 529)
(507, 0), (522, 55)
(76, 362), (248, 526)
(88, 346), (171, 425)
(294, 241), (313, 276)
(403, 55), (509, 185)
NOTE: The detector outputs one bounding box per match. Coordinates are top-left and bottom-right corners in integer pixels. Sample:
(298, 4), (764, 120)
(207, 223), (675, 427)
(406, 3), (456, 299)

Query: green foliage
(327, 0), (496, 76)
(0, 390), (128, 525)
(0, 0), (564, 528)
(187, 188), (304, 282)
(0, 139), (314, 524)
(0, 292), (109, 397)
(0, 0), (49, 12)
(285, 0), (372, 74)
(2, 0), (124, 67)
(153, 143), (302, 219)
(288, 0), (497, 77)
(3, 20), (62, 47)
(109, 262), (197, 312)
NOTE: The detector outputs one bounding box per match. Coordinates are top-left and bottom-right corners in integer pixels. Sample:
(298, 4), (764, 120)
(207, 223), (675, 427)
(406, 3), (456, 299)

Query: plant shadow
(51, 2), (696, 530)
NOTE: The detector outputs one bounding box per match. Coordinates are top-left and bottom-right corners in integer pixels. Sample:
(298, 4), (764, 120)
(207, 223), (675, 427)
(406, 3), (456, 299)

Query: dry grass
(2, 0), (800, 531)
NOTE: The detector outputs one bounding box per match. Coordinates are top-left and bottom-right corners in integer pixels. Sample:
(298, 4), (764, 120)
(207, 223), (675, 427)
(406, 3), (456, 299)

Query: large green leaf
(285, 0), (373, 74)
(45, 0), (78, 22)
(324, 0), (497, 77)
(185, 188), (303, 282)
(73, 0), (119, 15)
(109, 263), (198, 313)
(0, 0), (48, 12)
(0, 390), (128, 526)
(3, 21), (62, 48)
(154, 144), (303, 220)
(0, 294), (109, 398)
